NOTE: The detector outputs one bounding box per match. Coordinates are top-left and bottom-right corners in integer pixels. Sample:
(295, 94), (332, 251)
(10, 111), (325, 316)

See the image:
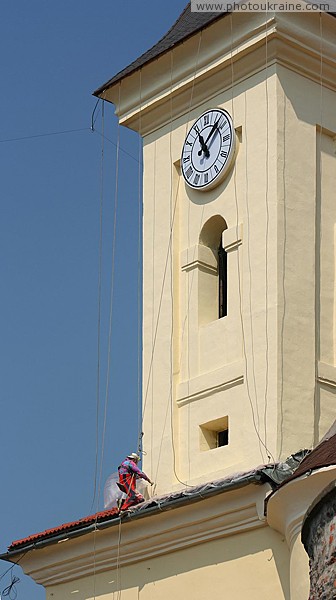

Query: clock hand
(197, 133), (210, 158)
(198, 120), (220, 156)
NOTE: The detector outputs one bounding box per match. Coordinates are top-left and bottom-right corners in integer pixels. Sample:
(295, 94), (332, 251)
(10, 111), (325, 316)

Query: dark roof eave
(93, 8), (226, 98)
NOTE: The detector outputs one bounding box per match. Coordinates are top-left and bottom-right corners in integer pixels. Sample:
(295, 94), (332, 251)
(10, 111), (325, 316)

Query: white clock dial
(181, 108), (235, 191)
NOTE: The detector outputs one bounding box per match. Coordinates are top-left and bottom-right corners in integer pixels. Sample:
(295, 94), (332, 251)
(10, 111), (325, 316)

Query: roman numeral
(220, 151), (228, 158)
(194, 124), (200, 134)
(186, 166), (193, 179)
(186, 141), (192, 146)
(204, 172), (209, 184)
(193, 174), (200, 185)
(204, 115), (209, 126)
(219, 120), (227, 130)
(214, 165), (219, 174)
(222, 134), (230, 142)
(183, 156), (190, 163)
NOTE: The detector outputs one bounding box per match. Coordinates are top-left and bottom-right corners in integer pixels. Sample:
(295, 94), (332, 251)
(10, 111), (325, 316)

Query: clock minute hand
(197, 120), (220, 156)
(204, 119), (220, 146)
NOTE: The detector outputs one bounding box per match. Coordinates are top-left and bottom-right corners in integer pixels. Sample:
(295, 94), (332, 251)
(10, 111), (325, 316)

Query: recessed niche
(199, 416), (229, 451)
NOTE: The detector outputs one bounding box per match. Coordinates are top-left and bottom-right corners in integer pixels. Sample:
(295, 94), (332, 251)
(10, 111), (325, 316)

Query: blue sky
(0, 1), (186, 598)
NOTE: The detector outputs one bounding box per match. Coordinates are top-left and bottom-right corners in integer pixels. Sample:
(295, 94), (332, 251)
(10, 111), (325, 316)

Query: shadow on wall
(91, 527), (290, 600)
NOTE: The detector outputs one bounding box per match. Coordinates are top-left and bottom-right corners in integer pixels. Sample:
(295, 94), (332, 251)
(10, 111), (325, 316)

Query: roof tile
(9, 508), (119, 550)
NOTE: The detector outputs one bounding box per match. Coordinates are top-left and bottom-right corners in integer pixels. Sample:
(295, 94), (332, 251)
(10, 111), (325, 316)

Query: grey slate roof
(93, 3), (226, 96)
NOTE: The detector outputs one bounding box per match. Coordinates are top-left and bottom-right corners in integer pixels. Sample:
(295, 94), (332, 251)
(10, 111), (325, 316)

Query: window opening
(199, 416), (229, 451)
(217, 429), (229, 447)
(218, 238), (227, 318)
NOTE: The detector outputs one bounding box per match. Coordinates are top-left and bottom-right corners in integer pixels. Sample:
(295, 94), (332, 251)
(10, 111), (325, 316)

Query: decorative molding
(317, 361), (336, 389)
(177, 360), (244, 405)
(103, 13), (336, 136)
(223, 223), (243, 253)
(19, 484), (269, 586)
(181, 244), (217, 274)
(267, 465), (336, 548)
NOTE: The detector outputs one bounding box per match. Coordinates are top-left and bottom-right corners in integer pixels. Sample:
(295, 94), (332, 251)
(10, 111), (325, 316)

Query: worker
(117, 452), (153, 511)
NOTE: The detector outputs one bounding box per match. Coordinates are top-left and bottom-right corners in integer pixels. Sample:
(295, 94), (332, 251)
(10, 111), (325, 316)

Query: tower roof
(93, 3), (225, 97)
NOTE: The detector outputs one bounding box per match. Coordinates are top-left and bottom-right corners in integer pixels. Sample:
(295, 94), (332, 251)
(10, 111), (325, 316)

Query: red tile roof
(9, 508), (119, 550)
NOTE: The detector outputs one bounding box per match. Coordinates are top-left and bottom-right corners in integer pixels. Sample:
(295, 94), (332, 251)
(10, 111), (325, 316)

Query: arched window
(199, 216), (228, 324)
(218, 237), (227, 319)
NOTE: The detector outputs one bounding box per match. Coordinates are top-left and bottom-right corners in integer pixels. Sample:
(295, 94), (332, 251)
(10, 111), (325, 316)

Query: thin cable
(313, 12), (324, 449)
(244, 93), (261, 459)
(91, 99), (106, 600)
(229, 13), (274, 464)
(91, 99), (101, 131)
(169, 34), (204, 488)
(2, 576), (20, 600)
(137, 70), (143, 453)
(97, 83), (122, 509)
(186, 48), (192, 484)
(0, 551), (30, 582)
(150, 35), (204, 488)
(141, 33), (202, 436)
(90, 99), (105, 515)
(0, 127), (89, 143)
(93, 129), (140, 163)
(116, 519), (122, 600)
(168, 49), (179, 484)
(278, 84), (287, 461)
(150, 140), (157, 480)
(263, 14), (271, 459)
(92, 86), (121, 600)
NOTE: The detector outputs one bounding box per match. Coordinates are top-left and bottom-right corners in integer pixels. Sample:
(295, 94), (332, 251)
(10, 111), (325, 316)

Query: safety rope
(153, 33), (204, 488)
(229, 13), (274, 464)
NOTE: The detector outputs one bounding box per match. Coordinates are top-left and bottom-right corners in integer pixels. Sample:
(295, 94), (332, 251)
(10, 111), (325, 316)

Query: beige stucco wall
(276, 66), (336, 458)
(44, 527), (289, 600)
(140, 35), (336, 492)
(142, 66), (279, 493)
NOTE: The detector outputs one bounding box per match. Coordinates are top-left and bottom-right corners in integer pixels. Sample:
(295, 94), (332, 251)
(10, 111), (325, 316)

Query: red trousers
(118, 473), (144, 510)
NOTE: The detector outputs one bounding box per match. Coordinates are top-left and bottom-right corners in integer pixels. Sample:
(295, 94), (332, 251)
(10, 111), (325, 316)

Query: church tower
(96, 8), (336, 494)
(2, 7), (336, 600)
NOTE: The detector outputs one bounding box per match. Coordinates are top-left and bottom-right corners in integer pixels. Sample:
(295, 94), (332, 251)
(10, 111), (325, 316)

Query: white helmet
(127, 452), (140, 462)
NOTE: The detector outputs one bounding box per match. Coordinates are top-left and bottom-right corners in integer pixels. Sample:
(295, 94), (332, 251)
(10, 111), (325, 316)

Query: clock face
(181, 108), (235, 191)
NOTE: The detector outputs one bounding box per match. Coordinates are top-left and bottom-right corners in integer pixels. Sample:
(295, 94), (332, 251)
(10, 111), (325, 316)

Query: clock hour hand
(197, 133), (210, 158)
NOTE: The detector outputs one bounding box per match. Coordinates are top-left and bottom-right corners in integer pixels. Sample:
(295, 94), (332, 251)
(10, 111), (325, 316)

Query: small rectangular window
(199, 416), (229, 451)
(217, 429), (229, 447)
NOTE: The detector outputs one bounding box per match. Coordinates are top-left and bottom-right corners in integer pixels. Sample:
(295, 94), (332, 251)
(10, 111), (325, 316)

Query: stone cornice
(102, 12), (336, 136)
(18, 483), (268, 586)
